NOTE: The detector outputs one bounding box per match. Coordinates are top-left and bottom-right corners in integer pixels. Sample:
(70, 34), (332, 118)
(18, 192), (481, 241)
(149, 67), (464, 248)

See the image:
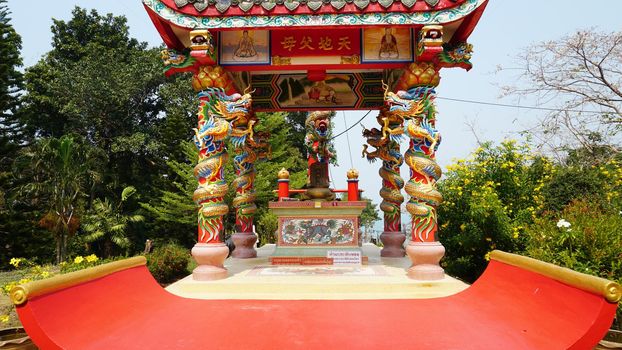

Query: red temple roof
(164, 0), (468, 17)
(143, 0), (488, 50)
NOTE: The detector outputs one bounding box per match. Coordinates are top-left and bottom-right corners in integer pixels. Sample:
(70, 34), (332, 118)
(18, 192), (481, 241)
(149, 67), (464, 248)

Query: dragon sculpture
(436, 42), (473, 71)
(192, 88), (253, 243)
(161, 49), (196, 75)
(230, 101), (271, 234)
(362, 105), (407, 233)
(384, 86), (443, 242)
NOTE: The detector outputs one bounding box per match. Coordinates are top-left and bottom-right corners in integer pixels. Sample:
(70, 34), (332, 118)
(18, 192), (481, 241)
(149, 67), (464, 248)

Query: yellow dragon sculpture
(384, 85), (442, 242)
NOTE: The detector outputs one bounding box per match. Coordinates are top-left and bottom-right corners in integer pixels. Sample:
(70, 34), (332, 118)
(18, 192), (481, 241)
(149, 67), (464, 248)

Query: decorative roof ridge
(144, 0), (486, 30)
(172, 0), (460, 14)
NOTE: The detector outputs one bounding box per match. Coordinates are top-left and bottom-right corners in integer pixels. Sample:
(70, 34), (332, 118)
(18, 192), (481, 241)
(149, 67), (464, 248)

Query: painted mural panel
(279, 217), (357, 246)
(276, 74), (359, 109)
(250, 72), (386, 111)
(219, 30), (270, 65)
(362, 27), (413, 63)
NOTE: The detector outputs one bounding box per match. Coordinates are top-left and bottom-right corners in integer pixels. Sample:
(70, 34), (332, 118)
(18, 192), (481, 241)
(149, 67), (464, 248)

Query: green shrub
(256, 210), (277, 246)
(146, 243), (190, 284)
(523, 200), (622, 330)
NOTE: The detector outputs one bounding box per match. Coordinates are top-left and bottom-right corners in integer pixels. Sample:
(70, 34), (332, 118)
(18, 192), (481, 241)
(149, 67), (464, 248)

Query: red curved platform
(14, 253), (619, 349)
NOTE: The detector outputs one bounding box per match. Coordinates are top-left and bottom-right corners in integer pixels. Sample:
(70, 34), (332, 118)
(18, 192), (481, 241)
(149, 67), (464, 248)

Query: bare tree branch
(499, 29), (622, 158)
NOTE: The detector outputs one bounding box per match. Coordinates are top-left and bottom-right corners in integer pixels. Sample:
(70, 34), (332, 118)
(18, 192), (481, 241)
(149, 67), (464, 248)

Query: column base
(380, 231), (406, 257)
(231, 233), (258, 259)
(405, 241), (445, 281)
(191, 243), (229, 281)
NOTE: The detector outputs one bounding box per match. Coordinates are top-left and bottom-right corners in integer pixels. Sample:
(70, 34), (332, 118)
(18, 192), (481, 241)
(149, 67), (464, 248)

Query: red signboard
(271, 29), (360, 57)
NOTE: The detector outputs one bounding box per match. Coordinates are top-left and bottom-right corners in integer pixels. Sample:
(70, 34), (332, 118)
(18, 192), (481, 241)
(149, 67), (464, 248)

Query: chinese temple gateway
(8, 0), (622, 349)
(144, 0), (487, 280)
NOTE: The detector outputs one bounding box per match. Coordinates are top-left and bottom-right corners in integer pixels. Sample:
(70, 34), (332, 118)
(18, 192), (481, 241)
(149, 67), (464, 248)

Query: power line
(437, 96), (610, 114)
(330, 110), (372, 140)
(329, 95), (613, 141)
(342, 111), (354, 169)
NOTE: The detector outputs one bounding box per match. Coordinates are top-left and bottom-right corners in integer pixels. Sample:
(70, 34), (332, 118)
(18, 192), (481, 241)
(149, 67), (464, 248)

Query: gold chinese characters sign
(272, 29), (360, 57)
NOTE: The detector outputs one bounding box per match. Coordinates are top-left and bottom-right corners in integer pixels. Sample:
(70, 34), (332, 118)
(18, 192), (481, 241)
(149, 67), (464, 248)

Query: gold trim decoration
(490, 251), (622, 303)
(272, 56), (291, 66)
(341, 55), (360, 64)
(10, 256), (147, 306)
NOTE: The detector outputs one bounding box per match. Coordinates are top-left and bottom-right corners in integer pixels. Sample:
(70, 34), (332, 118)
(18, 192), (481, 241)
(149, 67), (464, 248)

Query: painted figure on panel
(379, 28), (399, 59)
(307, 81), (338, 104)
(220, 30), (269, 65)
(281, 218), (356, 245)
(234, 30), (257, 58)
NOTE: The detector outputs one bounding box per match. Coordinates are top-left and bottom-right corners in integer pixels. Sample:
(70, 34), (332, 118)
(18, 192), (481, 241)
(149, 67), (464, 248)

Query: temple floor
(166, 243), (469, 300)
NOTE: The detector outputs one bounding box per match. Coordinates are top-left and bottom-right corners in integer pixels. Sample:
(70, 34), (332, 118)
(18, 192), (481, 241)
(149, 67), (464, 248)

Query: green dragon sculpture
(192, 88), (253, 243)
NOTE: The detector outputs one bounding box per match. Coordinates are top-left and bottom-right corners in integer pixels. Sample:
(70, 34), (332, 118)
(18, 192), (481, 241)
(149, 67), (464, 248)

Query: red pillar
(277, 168), (290, 201)
(347, 169), (359, 201)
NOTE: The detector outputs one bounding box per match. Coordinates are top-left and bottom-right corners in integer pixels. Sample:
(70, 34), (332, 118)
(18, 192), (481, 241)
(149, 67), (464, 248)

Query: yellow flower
(41, 271), (50, 278)
(0, 315), (9, 324)
(86, 254), (99, 263)
(9, 258), (22, 268)
(460, 223), (466, 231)
(74, 256), (84, 264)
(484, 252), (491, 261)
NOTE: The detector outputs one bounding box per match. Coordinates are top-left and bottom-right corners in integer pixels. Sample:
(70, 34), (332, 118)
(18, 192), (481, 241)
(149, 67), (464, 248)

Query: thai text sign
(272, 29), (361, 57)
(327, 250), (362, 265)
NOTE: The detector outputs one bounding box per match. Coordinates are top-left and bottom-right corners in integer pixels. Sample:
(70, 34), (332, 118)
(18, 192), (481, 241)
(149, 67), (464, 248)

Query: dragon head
(448, 42), (473, 62)
(438, 42), (473, 71)
(214, 90), (253, 123)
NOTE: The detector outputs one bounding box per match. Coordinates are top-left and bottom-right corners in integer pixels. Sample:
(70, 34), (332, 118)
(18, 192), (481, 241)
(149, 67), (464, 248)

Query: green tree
(82, 187), (144, 257)
(0, 0), (23, 143)
(141, 141), (198, 247)
(21, 7), (151, 139)
(20, 8), (170, 202)
(13, 136), (103, 263)
(0, 0), (36, 269)
(359, 197), (380, 239)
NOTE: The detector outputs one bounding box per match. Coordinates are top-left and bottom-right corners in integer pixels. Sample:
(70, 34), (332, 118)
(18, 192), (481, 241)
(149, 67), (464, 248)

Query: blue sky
(5, 0), (622, 231)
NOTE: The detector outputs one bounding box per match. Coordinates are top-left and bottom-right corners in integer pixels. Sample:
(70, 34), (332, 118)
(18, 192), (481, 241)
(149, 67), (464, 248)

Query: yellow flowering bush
(438, 140), (548, 282)
(1, 254), (106, 327)
(1, 258), (56, 327)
